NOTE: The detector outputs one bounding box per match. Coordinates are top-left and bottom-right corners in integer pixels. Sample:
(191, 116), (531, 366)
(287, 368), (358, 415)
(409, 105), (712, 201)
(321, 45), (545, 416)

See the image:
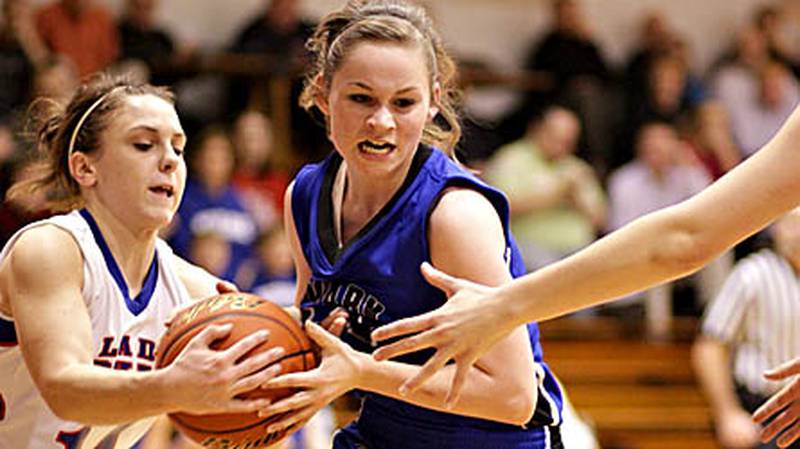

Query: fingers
(420, 262), (462, 296)
(305, 320), (339, 348)
(760, 409), (793, 443)
(444, 359), (471, 409)
(398, 349), (451, 396)
(216, 281), (239, 294)
(257, 390), (315, 419)
(231, 361), (284, 396)
(754, 381), (796, 423)
(265, 405), (317, 435)
(371, 314), (437, 347)
(765, 358), (800, 380)
(777, 420), (800, 448)
(219, 329), (270, 362)
(191, 323), (234, 346)
(262, 371), (315, 390)
(320, 308), (348, 337)
(224, 397), (273, 415)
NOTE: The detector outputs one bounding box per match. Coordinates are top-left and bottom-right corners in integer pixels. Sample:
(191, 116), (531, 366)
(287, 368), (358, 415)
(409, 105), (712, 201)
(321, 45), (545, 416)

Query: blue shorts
(332, 403), (563, 449)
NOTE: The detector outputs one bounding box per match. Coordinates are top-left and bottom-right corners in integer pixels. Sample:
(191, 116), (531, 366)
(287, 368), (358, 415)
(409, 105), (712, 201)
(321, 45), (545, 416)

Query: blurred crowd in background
(2, 1), (800, 447)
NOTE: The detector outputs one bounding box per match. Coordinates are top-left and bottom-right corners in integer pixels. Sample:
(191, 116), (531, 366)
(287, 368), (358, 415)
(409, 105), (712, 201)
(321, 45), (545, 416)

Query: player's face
(320, 41), (438, 180)
(90, 94), (187, 231)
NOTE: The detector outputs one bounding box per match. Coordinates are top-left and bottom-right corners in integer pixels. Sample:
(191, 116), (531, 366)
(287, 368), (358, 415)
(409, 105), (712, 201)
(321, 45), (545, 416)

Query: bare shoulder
(1, 224), (83, 303)
(429, 187), (503, 236)
(428, 187), (508, 285)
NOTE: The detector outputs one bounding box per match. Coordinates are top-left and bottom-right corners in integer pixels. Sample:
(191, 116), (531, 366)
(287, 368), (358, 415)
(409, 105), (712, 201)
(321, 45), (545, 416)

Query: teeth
(359, 141), (394, 154)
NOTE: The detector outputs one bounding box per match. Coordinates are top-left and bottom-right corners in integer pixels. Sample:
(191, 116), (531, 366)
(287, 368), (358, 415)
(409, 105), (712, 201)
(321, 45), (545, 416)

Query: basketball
(155, 292), (318, 448)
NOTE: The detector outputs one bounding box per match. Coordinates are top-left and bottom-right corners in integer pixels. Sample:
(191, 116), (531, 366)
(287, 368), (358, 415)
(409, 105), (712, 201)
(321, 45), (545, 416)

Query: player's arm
(4, 225), (281, 424)
(371, 104), (800, 397)
(360, 187), (537, 424)
(692, 336), (760, 447)
(263, 188), (537, 427)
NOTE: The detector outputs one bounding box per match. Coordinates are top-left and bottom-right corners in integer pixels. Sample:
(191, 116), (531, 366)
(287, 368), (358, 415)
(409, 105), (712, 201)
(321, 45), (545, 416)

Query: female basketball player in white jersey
(0, 74), (286, 449)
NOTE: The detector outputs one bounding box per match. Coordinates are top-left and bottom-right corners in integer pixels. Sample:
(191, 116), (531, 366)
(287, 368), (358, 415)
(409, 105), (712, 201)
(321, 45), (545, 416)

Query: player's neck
(82, 204), (158, 296)
(334, 162), (403, 244)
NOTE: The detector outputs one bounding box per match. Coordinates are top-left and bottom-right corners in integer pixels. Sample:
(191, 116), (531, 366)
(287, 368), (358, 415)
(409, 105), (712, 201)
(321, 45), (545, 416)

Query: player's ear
(69, 151), (98, 187)
(427, 81), (441, 122)
(312, 74), (330, 116)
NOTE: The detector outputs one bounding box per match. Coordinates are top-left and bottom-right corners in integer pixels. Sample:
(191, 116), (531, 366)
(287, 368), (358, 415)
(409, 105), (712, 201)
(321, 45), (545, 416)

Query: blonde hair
(6, 72), (174, 213)
(300, 0), (462, 157)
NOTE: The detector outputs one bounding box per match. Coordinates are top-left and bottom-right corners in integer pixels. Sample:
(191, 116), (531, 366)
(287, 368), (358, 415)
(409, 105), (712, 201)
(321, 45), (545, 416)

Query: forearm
(498, 206), (710, 326)
(356, 352), (534, 425)
(692, 338), (742, 416)
(40, 364), (178, 425)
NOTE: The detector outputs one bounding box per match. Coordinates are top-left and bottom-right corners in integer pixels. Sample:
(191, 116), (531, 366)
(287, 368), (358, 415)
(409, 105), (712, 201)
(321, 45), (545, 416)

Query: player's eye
(348, 94), (372, 104)
(394, 98), (416, 108)
(134, 142), (153, 151)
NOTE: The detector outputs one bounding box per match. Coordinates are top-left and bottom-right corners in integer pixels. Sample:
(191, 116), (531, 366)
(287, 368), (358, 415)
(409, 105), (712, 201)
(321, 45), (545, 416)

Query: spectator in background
(624, 11), (675, 98)
(241, 225), (296, 307)
(682, 101), (741, 181)
(617, 54), (691, 168)
(35, 0), (119, 78)
(231, 109), (289, 231)
(169, 125), (258, 281)
(227, 0), (315, 114)
(607, 122), (730, 338)
(711, 26), (800, 158)
(0, 0), (48, 120)
(693, 209), (800, 449)
(484, 106), (607, 271)
(117, 0), (189, 85)
(188, 231), (232, 280)
(525, 0), (610, 97)
(522, 0), (614, 170)
(231, 0), (314, 62)
(754, 4), (800, 77)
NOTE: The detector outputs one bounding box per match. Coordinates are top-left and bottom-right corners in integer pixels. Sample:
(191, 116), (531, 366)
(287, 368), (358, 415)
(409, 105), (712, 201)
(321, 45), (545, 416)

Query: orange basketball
(155, 292), (318, 448)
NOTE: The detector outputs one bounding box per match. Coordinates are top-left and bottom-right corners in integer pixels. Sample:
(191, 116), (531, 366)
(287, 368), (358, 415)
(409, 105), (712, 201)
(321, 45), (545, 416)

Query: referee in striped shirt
(693, 209), (800, 449)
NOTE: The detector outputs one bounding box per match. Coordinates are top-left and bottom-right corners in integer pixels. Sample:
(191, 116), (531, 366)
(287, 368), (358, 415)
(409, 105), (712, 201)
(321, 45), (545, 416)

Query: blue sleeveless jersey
(292, 147), (563, 448)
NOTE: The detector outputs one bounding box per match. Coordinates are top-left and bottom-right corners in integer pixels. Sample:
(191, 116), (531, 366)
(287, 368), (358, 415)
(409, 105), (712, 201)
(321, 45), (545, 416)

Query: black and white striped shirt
(701, 249), (800, 395)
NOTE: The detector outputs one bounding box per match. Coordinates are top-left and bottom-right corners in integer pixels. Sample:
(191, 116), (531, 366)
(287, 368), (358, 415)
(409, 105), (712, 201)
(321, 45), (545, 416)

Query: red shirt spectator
(35, 0), (118, 78)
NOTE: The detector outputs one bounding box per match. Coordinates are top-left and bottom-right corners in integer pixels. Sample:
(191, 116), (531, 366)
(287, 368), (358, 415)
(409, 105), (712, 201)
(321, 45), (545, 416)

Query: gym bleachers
(540, 316), (719, 449)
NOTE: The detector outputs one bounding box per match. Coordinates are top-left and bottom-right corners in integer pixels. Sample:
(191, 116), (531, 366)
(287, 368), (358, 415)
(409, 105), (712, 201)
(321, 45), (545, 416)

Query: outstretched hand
(370, 262), (513, 406)
(753, 357), (800, 448)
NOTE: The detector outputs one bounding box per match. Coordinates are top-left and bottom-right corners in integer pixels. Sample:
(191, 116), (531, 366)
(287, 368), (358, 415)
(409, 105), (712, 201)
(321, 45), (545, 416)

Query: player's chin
(143, 208), (176, 231)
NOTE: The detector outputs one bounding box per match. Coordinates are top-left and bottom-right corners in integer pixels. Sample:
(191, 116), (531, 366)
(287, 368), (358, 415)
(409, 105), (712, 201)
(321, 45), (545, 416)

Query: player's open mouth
(358, 140), (396, 155)
(149, 185), (175, 198)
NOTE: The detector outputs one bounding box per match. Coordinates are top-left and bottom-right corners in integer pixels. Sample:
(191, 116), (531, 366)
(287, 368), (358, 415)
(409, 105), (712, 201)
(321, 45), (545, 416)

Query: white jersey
(0, 209), (192, 449)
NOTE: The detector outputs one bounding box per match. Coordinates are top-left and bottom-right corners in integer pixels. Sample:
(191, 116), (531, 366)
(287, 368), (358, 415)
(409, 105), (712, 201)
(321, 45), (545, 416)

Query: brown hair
(300, 0), (462, 157)
(6, 72), (174, 213)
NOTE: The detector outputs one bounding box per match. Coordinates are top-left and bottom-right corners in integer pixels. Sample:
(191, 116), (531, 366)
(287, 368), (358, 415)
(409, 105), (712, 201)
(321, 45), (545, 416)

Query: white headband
(67, 87), (124, 157)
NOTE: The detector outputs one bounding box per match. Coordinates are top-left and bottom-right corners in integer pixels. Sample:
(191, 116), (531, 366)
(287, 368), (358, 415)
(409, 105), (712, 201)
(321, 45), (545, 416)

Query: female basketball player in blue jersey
(258, 1), (564, 448)
(0, 74), (286, 449)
